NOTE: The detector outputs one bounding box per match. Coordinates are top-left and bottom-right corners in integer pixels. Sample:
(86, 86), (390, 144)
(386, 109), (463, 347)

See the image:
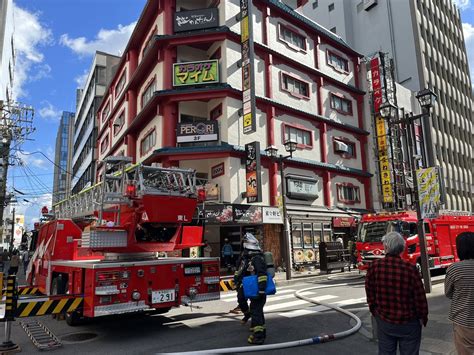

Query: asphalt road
(2, 273), (451, 355)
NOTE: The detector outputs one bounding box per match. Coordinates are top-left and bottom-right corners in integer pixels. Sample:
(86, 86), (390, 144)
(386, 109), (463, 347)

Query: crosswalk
(219, 284), (367, 318)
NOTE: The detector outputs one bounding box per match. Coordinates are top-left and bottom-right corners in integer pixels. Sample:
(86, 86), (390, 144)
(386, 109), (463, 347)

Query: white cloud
(16, 151), (48, 170)
(74, 70), (89, 89)
(12, 5), (53, 99)
(462, 22), (474, 83)
(60, 22), (136, 57)
(22, 193), (53, 229)
(30, 63), (52, 82)
(453, 0), (471, 10)
(38, 101), (61, 121)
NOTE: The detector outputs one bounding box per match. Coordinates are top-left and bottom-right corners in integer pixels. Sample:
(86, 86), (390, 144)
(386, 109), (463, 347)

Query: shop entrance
(219, 225), (263, 274)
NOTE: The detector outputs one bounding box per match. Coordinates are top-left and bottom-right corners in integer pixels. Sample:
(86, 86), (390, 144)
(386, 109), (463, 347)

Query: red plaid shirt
(365, 254), (428, 326)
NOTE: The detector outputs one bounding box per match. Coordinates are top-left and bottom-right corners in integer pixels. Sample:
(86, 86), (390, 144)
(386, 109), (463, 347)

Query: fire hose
(164, 278), (366, 354)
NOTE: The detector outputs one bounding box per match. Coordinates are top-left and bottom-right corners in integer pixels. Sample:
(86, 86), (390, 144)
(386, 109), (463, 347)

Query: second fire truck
(356, 210), (474, 272)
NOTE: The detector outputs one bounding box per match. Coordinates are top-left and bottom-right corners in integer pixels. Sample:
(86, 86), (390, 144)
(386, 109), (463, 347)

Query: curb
(274, 270), (363, 286)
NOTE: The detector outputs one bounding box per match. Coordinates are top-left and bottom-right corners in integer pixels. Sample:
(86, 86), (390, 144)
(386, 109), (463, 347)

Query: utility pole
(9, 207), (15, 253)
(0, 100), (35, 242)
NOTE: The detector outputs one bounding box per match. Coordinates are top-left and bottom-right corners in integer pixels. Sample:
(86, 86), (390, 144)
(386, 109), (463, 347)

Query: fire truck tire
(66, 310), (84, 326)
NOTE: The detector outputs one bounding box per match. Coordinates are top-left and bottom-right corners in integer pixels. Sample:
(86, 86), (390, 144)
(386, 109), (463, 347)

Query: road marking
(220, 289), (297, 302)
(279, 297), (367, 318)
(264, 295), (338, 312)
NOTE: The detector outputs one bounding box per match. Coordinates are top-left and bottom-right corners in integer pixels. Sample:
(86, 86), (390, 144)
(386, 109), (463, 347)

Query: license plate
(152, 289), (175, 304)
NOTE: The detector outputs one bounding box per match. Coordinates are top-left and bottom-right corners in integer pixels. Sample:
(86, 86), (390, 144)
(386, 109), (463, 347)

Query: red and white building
(96, 0), (372, 269)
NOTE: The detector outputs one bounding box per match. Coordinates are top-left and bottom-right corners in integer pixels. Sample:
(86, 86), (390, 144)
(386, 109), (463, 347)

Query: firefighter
(241, 233), (268, 345)
(233, 240), (251, 321)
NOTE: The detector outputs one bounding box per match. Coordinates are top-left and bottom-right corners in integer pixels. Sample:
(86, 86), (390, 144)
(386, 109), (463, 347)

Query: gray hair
(382, 232), (406, 255)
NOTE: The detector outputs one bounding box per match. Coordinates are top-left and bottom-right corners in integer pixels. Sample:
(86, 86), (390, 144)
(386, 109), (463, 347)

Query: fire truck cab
(356, 210), (474, 272)
(26, 158), (220, 324)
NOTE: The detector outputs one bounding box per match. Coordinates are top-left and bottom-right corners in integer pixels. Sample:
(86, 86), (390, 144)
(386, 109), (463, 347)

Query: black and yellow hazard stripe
(14, 297), (83, 318)
(219, 279), (235, 292)
(1, 286), (44, 296)
(4, 275), (17, 321)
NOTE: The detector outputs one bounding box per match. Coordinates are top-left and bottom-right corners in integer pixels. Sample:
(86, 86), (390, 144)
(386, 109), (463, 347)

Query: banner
(176, 121), (218, 143)
(174, 8), (219, 33)
(417, 167), (441, 219)
(371, 57), (393, 204)
(245, 142), (262, 203)
(240, 0), (257, 134)
(233, 205), (262, 223)
(173, 60), (219, 87)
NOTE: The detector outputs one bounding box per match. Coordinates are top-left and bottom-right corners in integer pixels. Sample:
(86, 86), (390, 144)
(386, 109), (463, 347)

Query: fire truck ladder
(98, 156), (134, 225)
(53, 159), (198, 221)
(20, 320), (62, 351)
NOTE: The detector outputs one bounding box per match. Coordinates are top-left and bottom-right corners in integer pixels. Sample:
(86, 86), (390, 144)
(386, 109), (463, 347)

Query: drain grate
(61, 332), (98, 343)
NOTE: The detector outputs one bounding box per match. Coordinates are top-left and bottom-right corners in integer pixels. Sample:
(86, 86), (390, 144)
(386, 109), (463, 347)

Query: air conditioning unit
(335, 140), (350, 154)
(363, 0), (377, 11)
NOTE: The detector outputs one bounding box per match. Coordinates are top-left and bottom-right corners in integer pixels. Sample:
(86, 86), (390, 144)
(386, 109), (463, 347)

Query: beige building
(300, 0), (474, 211)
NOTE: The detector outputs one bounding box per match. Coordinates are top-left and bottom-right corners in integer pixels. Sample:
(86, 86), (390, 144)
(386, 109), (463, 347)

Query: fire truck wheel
(66, 310), (84, 326)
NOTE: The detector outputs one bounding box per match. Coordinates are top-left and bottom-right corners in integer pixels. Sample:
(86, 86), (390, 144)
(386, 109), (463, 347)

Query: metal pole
(406, 114), (432, 293)
(279, 158), (292, 280)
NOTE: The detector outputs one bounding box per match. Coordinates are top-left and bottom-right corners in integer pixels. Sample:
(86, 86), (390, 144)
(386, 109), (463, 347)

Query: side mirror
(400, 222), (410, 237)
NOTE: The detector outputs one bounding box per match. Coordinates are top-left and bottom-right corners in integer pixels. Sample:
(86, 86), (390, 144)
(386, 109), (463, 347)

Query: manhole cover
(61, 332), (98, 342)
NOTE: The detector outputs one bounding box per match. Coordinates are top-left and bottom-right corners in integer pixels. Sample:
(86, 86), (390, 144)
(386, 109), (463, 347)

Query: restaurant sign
(245, 142), (262, 203)
(233, 205), (262, 224)
(173, 60), (219, 87)
(286, 175), (319, 200)
(176, 121), (218, 143)
(174, 8), (219, 33)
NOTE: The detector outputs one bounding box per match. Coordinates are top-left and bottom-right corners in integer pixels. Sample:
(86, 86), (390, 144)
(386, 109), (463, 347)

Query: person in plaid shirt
(365, 231), (428, 354)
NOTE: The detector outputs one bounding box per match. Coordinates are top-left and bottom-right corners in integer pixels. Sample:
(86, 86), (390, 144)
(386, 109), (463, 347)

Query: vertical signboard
(240, 0), (257, 134)
(371, 57), (393, 204)
(416, 167), (441, 219)
(245, 142), (262, 203)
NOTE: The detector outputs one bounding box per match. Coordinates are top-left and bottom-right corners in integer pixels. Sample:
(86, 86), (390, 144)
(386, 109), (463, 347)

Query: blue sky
(8, 0), (474, 228)
(9, 0), (146, 227)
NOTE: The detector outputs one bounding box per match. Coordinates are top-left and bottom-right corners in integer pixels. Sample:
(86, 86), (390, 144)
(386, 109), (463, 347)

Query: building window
(142, 78), (156, 108)
(328, 3), (335, 11)
(327, 50), (349, 72)
(115, 70), (127, 98)
(142, 26), (157, 58)
(140, 128), (156, 156)
(337, 183), (360, 204)
(100, 134), (109, 154)
(281, 73), (310, 99)
(330, 27), (337, 33)
(333, 137), (356, 158)
(210, 103), (223, 120)
(330, 93), (352, 115)
(283, 124), (312, 148)
(278, 24), (306, 51)
(113, 111), (125, 136)
(102, 101), (110, 122)
(312, 1), (318, 9)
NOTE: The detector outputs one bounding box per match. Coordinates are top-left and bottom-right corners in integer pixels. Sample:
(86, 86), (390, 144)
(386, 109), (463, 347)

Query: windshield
(357, 220), (399, 243)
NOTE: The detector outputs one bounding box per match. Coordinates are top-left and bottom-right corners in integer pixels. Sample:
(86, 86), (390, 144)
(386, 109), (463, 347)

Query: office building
(53, 111), (75, 204)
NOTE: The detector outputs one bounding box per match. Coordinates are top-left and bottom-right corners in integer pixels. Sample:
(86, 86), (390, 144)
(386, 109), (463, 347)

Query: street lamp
(379, 89), (436, 293)
(265, 139), (297, 281)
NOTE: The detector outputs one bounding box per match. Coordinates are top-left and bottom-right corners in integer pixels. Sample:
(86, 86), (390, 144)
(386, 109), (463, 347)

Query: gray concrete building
(71, 51), (120, 195)
(299, 0), (473, 211)
(0, 0), (14, 104)
(53, 111), (75, 204)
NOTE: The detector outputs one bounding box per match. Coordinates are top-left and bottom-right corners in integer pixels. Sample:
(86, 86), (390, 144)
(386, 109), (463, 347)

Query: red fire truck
(356, 210), (474, 272)
(26, 157), (220, 325)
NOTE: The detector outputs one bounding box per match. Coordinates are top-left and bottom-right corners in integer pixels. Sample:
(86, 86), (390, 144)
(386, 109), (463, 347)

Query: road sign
(416, 167), (441, 219)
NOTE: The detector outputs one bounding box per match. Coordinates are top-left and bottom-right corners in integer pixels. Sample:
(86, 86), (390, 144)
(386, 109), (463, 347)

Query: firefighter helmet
(243, 233), (261, 251)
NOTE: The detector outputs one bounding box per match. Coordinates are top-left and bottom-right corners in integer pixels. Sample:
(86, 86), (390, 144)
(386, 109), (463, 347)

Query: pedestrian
(365, 231), (428, 355)
(445, 231), (474, 355)
(239, 233), (268, 345)
(0, 248), (4, 273)
(8, 250), (20, 276)
(203, 240), (212, 257)
(221, 238), (233, 272)
(21, 249), (30, 275)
